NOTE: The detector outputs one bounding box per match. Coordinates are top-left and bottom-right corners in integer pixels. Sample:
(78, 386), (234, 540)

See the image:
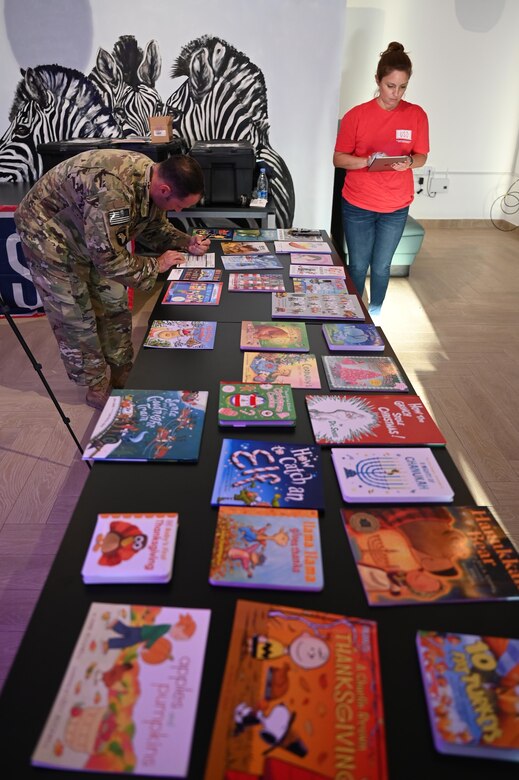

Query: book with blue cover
(322, 322), (385, 351)
(161, 281), (222, 305)
(209, 506), (323, 590)
(211, 439), (325, 508)
(221, 254), (283, 271)
(83, 390), (208, 462)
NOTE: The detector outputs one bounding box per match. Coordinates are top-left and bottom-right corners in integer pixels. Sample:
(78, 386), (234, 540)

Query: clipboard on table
(368, 154), (409, 171)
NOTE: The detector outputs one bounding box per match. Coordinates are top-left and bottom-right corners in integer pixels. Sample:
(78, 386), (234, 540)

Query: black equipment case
(190, 140), (255, 205)
(37, 138), (187, 175)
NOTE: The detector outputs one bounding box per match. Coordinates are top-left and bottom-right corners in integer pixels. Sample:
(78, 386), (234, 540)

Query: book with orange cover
(204, 599), (387, 779)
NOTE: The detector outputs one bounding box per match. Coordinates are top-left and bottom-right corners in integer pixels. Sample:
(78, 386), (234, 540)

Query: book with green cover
(240, 320), (310, 352)
(218, 382), (296, 427)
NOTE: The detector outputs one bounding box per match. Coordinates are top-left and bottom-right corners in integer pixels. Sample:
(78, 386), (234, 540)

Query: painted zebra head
(89, 36), (164, 138)
(0, 64), (119, 183)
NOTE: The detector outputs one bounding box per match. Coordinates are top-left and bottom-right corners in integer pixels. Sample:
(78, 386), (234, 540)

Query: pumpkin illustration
(141, 636), (172, 665)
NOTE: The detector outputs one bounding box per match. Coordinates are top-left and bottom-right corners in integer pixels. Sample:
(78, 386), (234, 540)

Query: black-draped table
(1, 234), (517, 780)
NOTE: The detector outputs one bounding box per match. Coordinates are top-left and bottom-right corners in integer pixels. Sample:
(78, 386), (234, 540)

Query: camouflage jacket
(14, 150), (192, 292)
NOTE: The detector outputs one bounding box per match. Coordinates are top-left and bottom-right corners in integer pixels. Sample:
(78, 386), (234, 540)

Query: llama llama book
(204, 599), (387, 779)
(211, 439), (324, 509)
(161, 281), (222, 305)
(218, 382), (296, 427)
(82, 390), (208, 462)
(31, 602), (211, 777)
(81, 513), (179, 584)
(209, 506), (323, 590)
(306, 394), (446, 446)
(242, 351), (321, 388)
(417, 630), (519, 762)
(332, 447), (454, 503)
(272, 292), (363, 320)
(240, 320), (310, 352)
(341, 505), (519, 606)
(144, 320), (217, 349)
(322, 322), (385, 351)
(228, 273), (285, 292)
(323, 355), (409, 391)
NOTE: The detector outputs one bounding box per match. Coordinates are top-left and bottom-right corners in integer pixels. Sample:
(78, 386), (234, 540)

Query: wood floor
(1, 225), (518, 692)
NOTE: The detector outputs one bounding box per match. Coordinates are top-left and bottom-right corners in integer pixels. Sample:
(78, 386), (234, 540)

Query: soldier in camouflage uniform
(14, 150), (209, 408)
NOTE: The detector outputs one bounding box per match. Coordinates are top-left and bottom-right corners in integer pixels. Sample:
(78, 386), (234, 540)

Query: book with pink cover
(31, 602), (211, 777)
(289, 252), (334, 265)
(242, 351), (321, 388)
(228, 273), (285, 292)
(274, 240), (331, 253)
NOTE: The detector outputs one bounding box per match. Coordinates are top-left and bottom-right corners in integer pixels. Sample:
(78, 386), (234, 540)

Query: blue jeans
(342, 198), (409, 314)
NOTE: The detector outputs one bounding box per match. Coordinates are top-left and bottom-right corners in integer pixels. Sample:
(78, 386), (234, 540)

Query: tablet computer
(368, 155), (409, 171)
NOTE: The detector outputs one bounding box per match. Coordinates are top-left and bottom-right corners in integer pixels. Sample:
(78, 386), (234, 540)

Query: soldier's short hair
(157, 155), (205, 198)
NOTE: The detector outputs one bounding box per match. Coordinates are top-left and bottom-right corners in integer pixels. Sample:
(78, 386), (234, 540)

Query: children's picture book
(161, 281), (222, 305)
(83, 390), (208, 462)
(242, 351), (321, 388)
(204, 599), (387, 780)
(166, 268), (222, 282)
(172, 252), (215, 268)
(272, 292), (364, 321)
(277, 227), (323, 240)
(292, 277), (348, 294)
(192, 227), (233, 240)
(143, 320), (217, 350)
(417, 629), (519, 762)
(220, 254), (283, 271)
(218, 382), (296, 427)
(343, 505), (519, 605)
(211, 439), (325, 508)
(323, 322), (385, 351)
(221, 241), (270, 255)
(209, 506), (323, 590)
(233, 228), (278, 241)
(228, 273), (285, 292)
(274, 240), (331, 253)
(306, 393), (446, 446)
(31, 602), (210, 777)
(289, 252), (334, 265)
(81, 513), (179, 584)
(240, 320), (310, 352)
(322, 355), (409, 391)
(289, 264), (346, 278)
(332, 447), (454, 503)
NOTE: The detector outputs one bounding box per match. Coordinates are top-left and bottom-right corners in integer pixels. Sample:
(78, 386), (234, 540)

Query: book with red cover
(306, 393), (446, 446)
(204, 599), (387, 779)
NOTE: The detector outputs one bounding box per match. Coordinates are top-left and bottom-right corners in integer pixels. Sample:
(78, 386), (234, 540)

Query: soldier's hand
(157, 251), (185, 274)
(187, 236), (211, 255)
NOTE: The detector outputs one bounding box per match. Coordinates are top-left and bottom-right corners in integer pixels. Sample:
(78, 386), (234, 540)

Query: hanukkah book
(220, 254), (283, 271)
(161, 281), (222, 305)
(323, 322), (385, 351)
(240, 320), (310, 352)
(292, 277), (348, 294)
(228, 273), (285, 292)
(323, 355), (409, 391)
(209, 506), (323, 590)
(31, 602), (211, 777)
(332, 447), (454, 503)
(192, 227), (233, 240)
(306, 394), (446, 446)
(242, 351), (321, 388)
(274, 240), (331, 253)
(211, 439), (325, 508)
(221, 241), (270, 255)
(289, 264), (346, 279)
(233, 228), (278, 241)
(166, 268), (222, 282)
(218, 381), (296, 427)
(289, 252), (334, 265)
(204, 599), (387, 780)
(272, 292), (364, 320)
(143, 320), (216, 350)
(81, 513), (179, 584)
(173, 252), (215, 268)
(82, 390), (208, 462)
(341, 506), (519, 606)
(417, 630), (519, 762)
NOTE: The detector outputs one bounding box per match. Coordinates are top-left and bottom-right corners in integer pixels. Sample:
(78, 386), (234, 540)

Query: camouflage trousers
(20, 243), (133, 387)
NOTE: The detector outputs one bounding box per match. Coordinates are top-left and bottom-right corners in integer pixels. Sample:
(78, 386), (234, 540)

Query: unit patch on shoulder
(108, 208), (130, 225)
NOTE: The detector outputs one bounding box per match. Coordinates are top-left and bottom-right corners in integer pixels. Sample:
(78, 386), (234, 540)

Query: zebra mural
(165, 35), (295, 227)
(0, 65), (119, 183)
(88, 36), (164, 138)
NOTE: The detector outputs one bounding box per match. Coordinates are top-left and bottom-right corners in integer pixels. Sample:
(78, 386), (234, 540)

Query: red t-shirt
(335, 98), (429, 212)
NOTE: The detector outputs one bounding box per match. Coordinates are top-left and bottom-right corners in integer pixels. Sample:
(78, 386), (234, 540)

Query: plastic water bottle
(256, 168), (269, 200)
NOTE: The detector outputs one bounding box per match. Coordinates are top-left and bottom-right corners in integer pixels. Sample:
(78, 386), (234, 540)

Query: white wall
(341, 0), (519, 223)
